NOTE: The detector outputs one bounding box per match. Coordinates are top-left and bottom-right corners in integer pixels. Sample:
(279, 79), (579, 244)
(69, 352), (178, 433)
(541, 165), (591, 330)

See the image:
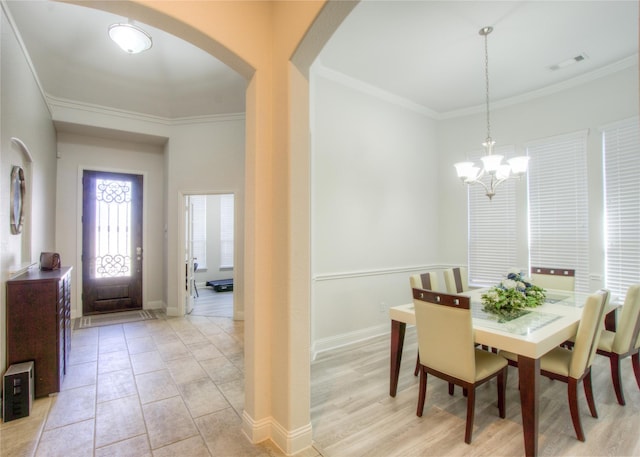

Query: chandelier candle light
(454, 26), (529, 200)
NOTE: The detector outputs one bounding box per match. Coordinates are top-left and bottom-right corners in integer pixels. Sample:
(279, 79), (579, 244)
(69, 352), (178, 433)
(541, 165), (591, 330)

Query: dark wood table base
(390, 320), (406, 397)
(517, 356), (540, 457)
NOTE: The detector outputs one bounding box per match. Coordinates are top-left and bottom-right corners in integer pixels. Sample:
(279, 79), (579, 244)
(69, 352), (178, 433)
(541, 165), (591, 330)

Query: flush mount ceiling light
(453, 26), (529, 200)
(108, 22), (152, 54)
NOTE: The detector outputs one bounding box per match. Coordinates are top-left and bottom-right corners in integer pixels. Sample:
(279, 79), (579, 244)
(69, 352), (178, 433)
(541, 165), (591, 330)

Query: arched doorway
(67, 1), (355, 454)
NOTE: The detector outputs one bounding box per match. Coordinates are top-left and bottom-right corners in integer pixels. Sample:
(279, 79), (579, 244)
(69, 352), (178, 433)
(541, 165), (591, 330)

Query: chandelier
(454, 26), (529, 200)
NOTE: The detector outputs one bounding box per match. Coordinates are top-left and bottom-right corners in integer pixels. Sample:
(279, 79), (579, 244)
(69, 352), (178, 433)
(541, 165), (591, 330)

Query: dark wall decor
(10, 165), (25, 234)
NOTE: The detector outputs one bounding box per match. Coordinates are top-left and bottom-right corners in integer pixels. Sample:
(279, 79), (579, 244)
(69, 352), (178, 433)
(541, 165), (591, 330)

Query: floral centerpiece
(481, 270), (546, 319)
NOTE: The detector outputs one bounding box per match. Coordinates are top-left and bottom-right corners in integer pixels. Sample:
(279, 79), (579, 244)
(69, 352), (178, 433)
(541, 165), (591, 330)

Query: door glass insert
(95, 178), (132, 278)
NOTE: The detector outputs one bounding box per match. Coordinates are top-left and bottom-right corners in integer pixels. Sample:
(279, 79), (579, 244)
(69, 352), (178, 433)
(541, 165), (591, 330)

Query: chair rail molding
(314, 264), (448, 282)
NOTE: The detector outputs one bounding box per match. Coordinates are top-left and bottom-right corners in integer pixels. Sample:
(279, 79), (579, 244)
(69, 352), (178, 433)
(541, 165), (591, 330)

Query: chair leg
(448, 383), (454, 395)
(497, 367), (507, 418)
(193, 281), (199, 297)
(583, 370), (598, 418)
(464, 388), (475, 444)
(568, 377), (586, 442)
(414, 352), (420, 376)
(608, 353), (625, 405)
(632, 351), (640, 390)
(417, 368), (427, 417)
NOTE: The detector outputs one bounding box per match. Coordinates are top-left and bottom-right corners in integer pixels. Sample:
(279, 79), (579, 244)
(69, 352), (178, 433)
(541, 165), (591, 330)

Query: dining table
(388, 287), (618, 457)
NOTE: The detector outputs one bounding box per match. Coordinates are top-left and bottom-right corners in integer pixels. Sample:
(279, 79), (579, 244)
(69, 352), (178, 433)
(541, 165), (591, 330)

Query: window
(468, 146), (518, 285)
(94, 177), (132, 278)
(603, 118), (640, 299)
(190, 195), (207, 269)
(526, 131), (589, 293)
(220, 194), (234, 268)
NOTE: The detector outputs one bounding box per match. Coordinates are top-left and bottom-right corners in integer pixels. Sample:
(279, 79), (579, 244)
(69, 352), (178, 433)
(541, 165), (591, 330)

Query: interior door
(82, 170), (143, 315)
(185, 195), (196, 314)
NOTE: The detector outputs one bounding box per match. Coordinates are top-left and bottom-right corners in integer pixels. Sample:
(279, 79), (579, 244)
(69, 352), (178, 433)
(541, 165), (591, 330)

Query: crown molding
(313, 60), (438, 119)
(314, 56), (637, 121)
(441, 55), (638, 120)
(45, 94), (245, 125)
(2, 2), (244, 126)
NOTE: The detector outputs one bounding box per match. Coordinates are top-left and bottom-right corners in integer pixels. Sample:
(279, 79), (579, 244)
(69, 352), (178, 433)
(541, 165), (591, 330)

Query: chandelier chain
(484, 30), (491, 141)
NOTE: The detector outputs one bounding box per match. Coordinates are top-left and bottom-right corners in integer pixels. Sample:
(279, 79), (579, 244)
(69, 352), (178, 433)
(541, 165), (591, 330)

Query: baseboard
(241, 411), (313, 455)
(165, 304), (181, 317)
(271, 418), (313, 455)
(71, 301), (167, 319)
(311, 323), (389, 360)
(145, 300), (165, 310)
(242, 410), (271, 444)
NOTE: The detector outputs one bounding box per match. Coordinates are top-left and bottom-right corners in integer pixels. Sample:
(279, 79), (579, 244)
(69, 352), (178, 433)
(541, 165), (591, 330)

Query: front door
(82, 170), (143, 315)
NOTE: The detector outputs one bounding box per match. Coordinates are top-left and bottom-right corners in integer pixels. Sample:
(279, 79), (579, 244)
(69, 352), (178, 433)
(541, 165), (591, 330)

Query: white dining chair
(413, 288), (508, 444)
(409, 271), (441, 376)
(409, 271), (440, 291)
(443, 267), (469, 293)
(501, 289), (609, 442)
(595, 284), (640, 405)
(530, 267), (575, 291)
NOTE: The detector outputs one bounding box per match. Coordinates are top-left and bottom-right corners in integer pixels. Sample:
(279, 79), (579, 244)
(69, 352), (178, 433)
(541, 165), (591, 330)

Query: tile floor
(0, 311), (319, 457)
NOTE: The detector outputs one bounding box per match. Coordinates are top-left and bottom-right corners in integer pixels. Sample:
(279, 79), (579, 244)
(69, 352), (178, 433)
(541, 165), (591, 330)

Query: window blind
(220, 194), (235, 268)
(603, 117), (640, 299)
(526, 130), (589, 293)
(468, 146), (518, 286)
(190, 195), (207, 269)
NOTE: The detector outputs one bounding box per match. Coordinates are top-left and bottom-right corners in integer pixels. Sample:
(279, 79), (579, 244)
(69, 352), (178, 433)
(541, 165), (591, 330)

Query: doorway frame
(76, 165), (150, 318)
(177, 190), (237, 319)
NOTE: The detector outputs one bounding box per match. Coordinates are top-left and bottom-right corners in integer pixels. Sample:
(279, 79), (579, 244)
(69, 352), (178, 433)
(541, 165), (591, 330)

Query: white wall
(311, 70), (440, 355)
(310, 62), (639, 356)
(438, 63), (639, 287)
(1, 8), (58, 375)
(55, 132), (166, 317)
(163, 119), (245, 317)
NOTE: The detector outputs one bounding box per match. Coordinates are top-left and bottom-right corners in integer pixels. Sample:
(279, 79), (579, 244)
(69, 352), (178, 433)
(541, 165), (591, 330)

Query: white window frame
(603, 117), (640, 299)
(190, 195), (207, 270)
(220, 194), (234, 269)
(526, 130), (589, 293)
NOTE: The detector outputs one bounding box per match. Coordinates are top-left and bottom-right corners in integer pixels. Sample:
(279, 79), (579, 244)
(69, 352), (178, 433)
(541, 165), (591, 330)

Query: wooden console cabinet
(6, 267), (72, 397)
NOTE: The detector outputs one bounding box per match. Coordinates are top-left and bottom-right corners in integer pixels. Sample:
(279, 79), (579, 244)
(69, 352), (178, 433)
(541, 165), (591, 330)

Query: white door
(184, 196), (197, 314)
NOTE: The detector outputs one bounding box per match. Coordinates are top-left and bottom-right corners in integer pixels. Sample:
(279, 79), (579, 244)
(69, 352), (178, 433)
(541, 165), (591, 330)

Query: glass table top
(397, 288), (591, 338)
(471, 302), (562, 336)
(466, 289), (586, 335)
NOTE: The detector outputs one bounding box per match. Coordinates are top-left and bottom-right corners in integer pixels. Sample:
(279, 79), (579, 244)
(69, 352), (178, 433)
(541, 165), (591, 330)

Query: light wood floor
(191, 287), (233, 318)
(310, 326), (640, 456)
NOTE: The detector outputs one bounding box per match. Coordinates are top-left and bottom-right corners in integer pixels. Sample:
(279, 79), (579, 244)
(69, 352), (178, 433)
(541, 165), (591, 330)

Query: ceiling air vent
(549, 54), (588, 71)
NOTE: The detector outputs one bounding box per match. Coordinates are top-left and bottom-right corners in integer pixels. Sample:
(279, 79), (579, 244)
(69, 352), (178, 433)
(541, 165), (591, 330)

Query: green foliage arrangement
(481, 270), (546, 319)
